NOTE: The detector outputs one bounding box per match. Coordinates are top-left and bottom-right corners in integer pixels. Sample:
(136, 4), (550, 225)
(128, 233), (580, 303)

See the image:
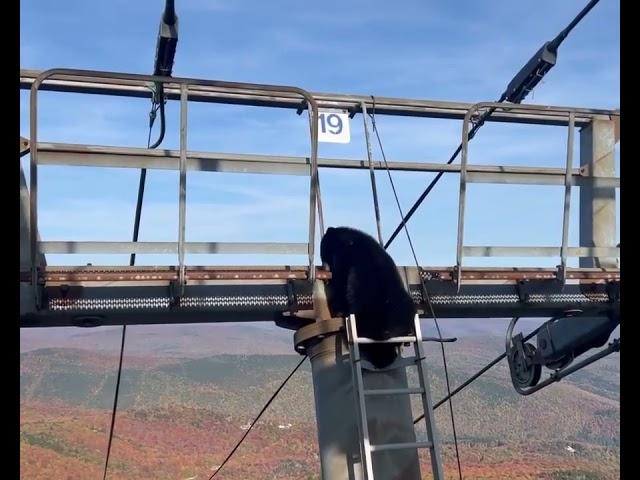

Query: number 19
(319, 113), (343, 135)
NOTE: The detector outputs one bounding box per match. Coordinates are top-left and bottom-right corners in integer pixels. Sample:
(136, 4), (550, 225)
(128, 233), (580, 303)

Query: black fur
(320, 226), (416, 368)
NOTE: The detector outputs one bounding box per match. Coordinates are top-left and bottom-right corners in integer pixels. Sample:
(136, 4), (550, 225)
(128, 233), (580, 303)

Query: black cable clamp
(516, 280), (532, 304)
(285, 279), (299, 314)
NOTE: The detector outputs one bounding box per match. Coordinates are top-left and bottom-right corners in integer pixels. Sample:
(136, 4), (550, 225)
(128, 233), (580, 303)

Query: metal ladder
(346, 313), (444, 480)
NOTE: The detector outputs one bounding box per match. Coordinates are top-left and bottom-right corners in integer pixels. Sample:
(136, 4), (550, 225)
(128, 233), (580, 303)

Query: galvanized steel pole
(294, 282), (422, 479)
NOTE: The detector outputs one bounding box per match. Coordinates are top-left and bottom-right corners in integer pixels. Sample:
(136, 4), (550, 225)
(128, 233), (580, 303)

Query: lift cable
(130, 100), (163, 268)
(101, 115), (159, 480)
(101, 324), (127, 480)
(368, 100), (463, 480)
(412, 324), (542, 425)
(130, 0), (177, 268)
(103, 2), (179, 471)
(384, 0), (602, 250)
(209, 355), (308, 479)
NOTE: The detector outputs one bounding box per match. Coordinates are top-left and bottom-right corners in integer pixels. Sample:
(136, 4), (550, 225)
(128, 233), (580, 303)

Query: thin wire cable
(129, 102), (159, 266)
(412, 325), (541, 424)
(102, 323), (127, 480)
(102, 108), (157, 480)
(368, 98), (463, 480)
(383, 105), (499, 250)
(361, 102), (384, 245)
(385, 0), (601, 249)
(205, 106), (317, 479)
(209, 355), (308, 479)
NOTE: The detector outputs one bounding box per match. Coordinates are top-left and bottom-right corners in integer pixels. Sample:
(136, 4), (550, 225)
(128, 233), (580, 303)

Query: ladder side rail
(412, 315), (445, 480)
(347, 314), (375, 479)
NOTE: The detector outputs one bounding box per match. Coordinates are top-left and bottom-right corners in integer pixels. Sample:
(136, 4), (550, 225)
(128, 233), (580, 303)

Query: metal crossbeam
(20, 265), (620, 283)
(20, 265), (619, 328)
(462, 246), (619, 257)
(20, 68), (620, 329)
(33, 142), (620, 186)
(39, 241), (308, 255)
(20, 69), (618, 127)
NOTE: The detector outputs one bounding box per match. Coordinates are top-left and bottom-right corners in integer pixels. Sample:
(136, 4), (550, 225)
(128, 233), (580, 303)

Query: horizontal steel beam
(19, 272), (619, 328)
(33, 142), (619, 187)
(466, 171), (619, 188)
(40, 241), (308, 255)
(20, 69), (618, 127)
(21, 265), (620, 284)
(463, 246), (620, 257)
(22, 266), (330, 283)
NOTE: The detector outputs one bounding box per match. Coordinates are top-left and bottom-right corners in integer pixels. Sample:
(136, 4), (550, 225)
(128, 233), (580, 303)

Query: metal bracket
(516, 280), (532, 303)
(512, 332), (531, 367)
(296, 101), (307, 115)
(35, 282), (46, 311)
(144, 81), (168, 106)
(293, 317), (345, 355)
(144, 81), (160, 103)
(72, 315), (104, 328)
(556, 264), (566, 287)
(423, 336), (457, 343)
(59, 284), (70, 299)
(286, 279), (299, 314)
(348, 104), (361, 119)
(20, 136), (30, 157)
(469, 111), (483, 131)
(168, 280), (183, 307)
(452, 265), (462, 293)
(421, 269), (441, 282)
(606, 281), (620, 303)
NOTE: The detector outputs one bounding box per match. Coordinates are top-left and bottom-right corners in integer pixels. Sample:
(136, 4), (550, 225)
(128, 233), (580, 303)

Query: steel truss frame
(19, 68), (620, 329)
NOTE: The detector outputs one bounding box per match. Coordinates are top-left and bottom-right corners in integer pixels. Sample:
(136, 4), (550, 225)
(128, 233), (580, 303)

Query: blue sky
(20, 0), (620, 269)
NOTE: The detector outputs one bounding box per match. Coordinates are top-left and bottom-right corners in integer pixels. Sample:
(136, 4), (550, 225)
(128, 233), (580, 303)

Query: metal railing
(456, 102), (620, 288)
(23, 68), (620, 310)
(28, 69), (322, 307)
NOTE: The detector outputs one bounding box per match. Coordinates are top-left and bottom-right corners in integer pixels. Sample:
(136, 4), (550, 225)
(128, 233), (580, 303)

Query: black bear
(320, 226), (416, 368)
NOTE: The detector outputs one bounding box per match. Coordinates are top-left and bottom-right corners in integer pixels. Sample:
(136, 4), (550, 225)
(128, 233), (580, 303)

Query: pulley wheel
(509, 342), (542, 388)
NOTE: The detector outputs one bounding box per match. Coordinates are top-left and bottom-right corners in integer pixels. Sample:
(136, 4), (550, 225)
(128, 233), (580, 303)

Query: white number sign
(317, 111), (351, 144)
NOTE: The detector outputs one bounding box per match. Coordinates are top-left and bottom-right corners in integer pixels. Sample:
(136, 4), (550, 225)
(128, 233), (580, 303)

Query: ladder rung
(354, 335), (417, 344)
(363, 387), (424, 396)
(370, 441), (433, 452)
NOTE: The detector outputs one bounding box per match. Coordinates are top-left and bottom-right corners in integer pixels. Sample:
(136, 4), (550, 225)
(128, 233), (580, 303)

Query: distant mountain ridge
(20, 318), (547, 357)
(20, 330), (620, 480)
(20, 340), (619, 443)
